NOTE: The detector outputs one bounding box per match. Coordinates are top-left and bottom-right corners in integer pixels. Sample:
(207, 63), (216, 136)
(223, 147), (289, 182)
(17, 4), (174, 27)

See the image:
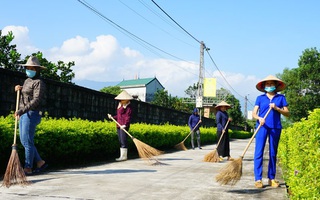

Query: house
(117, 77), (165, 102)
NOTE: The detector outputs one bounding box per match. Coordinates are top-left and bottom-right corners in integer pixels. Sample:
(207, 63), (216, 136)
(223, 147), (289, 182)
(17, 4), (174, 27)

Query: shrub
(278, 108), (320, 199)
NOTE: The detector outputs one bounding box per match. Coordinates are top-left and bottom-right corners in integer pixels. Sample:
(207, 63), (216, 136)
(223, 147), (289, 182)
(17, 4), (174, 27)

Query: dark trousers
(216, 130), (230, 157)
(117, 128), (128, 148)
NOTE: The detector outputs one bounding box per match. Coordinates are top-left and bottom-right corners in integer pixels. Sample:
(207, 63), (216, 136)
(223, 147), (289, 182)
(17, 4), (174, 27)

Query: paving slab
(0, 138), (288, 200)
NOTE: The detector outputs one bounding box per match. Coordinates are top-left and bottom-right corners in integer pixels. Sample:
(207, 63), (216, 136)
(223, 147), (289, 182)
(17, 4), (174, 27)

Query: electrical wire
(151, 0), (202, 44)
(77, 0), (197, 76)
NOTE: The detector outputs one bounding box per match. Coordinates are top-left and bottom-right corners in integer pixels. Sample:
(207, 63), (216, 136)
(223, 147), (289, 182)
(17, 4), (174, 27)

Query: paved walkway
(0, 138), (288, 200)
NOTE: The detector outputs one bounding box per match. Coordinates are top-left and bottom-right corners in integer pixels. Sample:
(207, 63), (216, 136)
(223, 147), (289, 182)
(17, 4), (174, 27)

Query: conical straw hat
(256, 75), (286, 92)
(215, 101), (231, 109)
(115, 90), (133, 100)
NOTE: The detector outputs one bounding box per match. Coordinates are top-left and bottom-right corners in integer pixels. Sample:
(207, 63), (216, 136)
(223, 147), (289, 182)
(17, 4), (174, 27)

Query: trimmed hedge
(0, 115), (252, 175)
(278, 109), (320, 199)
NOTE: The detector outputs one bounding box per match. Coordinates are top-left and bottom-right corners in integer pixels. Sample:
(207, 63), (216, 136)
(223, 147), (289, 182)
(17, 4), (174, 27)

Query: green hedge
(278, 108), (320, 199)
(0, 115), (251, 175)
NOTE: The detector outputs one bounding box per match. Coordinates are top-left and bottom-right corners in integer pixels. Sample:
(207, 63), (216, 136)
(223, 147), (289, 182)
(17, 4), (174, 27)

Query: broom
(203, 119), (230, 162)
(215, 107), (272, 185)
(108, 115), (164, 162)
(2, 90), (30, 188)
(174, 120), (201, 151)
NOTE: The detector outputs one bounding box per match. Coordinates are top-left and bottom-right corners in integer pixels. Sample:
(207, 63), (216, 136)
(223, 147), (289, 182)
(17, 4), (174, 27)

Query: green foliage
(0, 31), (75, 83)
(100, 86), (122, 95)
(225, 91), (245, 126)
(0, 114), (252, 174)
(278, 108), (320, 199)
(27, 52), (75, 83)
(0, 30), (21, 70)
(279, 47), (320, 122)
(151, 89), (193, 112)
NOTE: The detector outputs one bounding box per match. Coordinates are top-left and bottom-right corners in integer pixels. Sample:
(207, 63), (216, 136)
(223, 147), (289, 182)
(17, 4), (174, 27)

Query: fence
(0, 68), (216, 127)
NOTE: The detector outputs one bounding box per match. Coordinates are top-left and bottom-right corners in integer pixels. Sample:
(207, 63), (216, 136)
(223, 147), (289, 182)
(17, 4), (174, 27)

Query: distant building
(117, 77), (165, 102)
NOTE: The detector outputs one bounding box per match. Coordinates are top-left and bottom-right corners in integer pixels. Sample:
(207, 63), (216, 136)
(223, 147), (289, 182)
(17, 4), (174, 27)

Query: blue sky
(1, 0), (319, 113)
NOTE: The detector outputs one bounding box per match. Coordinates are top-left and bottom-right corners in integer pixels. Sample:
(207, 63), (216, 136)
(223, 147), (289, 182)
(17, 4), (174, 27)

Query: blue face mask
(26, 69), (36, 78)
(265, 86), (276, 92)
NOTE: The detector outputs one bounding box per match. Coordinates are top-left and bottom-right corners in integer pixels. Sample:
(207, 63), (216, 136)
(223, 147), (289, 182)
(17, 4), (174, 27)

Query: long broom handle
(182, 120), (202, 143)
(240, 107), (272, 158)
(215, 119), (230, 148)
(108, 115), (134, 139)
(13, 90), (20, 145)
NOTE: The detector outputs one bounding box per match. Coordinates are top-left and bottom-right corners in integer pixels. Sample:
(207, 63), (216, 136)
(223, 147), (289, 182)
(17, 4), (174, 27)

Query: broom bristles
(174, 142), (188, 151)
(133, 138), (164, 160)
(2, 146), (30, 188)
(203, 149), (220, 162)
(215, 157), (243, 186)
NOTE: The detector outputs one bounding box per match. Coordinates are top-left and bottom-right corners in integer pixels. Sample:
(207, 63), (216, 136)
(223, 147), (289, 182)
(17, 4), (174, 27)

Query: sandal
(268, 179), (280, 188)
(33, 163), (48, 173)
(219, 156), (224, 161)
(255, 180), (263, 188)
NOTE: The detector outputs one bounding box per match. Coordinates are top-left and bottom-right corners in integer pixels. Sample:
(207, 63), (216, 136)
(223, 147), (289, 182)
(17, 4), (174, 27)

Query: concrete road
(0, 138), (288, 200)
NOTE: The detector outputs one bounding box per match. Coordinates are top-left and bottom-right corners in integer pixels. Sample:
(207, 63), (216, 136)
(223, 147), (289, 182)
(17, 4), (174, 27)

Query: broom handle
(240, 107), (272, 158)
(215, 119), (230, 148)
(13, 90), (20, 145)
(182, 120), (201, 143)
(108, 115), (134, 139)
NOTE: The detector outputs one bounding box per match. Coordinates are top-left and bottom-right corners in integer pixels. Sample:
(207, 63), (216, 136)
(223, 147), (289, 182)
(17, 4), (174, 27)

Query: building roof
(117, 77), (164, 88)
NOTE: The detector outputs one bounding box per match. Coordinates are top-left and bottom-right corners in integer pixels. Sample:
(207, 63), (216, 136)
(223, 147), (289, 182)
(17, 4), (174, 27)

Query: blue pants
(117, 128), (128, 148)
(19, 111), (42, 169)
(254, 126), (281, 181)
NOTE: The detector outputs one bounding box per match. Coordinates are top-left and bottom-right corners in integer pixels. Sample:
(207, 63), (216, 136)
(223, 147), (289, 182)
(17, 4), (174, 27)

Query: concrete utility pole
(244, 95), (248, 119)
(196, 41), (205, 109)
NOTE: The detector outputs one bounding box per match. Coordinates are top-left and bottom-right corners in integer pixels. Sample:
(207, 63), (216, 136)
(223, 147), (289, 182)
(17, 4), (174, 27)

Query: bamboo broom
(203, 119), (230, 162)
(215, 107), (272, 185)
(2, 90), (30, 188)
(174, 120), (201, 151)
(108, 115), (164, 163)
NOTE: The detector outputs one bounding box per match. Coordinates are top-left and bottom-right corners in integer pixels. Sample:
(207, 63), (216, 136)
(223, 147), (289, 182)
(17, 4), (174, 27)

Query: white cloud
(2, 25), (38, 57)
(3, 25), (261, 112)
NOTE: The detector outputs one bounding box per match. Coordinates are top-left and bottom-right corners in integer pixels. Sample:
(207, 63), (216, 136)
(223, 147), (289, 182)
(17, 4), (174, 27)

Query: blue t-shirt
(255, 93), (288, 129)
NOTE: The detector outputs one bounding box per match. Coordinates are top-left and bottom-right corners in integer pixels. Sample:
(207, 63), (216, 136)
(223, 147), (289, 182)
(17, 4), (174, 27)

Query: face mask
(265, 86), (276, 92)
(26, 69), (37, 78)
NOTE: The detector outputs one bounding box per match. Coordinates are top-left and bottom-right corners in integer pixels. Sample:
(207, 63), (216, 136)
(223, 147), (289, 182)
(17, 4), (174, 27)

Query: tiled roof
(117, 78), (155, 87)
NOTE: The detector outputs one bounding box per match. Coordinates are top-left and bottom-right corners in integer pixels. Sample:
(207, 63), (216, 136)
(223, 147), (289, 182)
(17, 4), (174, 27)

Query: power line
(77, 0), (197, 76)
(151, 0), (202, 44)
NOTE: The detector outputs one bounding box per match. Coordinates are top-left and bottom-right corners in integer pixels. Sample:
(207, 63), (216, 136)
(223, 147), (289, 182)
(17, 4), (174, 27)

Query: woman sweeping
(108, 90), (133, 161)
(215, 101), (233, 161)
(15, 56), (48, 175)
(252, 75), (289, 188)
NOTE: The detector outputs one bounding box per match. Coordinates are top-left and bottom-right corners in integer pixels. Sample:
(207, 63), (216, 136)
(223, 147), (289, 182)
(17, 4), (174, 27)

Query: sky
(1, 0), (320, 114)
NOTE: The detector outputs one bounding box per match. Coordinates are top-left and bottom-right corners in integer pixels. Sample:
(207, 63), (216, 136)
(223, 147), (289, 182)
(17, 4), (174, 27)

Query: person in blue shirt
(252, 75), (290, 188)
(215, 101), (233, 161)
(188, 108), (202, 149)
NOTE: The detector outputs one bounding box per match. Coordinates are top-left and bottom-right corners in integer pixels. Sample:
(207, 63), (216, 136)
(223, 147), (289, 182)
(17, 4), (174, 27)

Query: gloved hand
(107, 114), (112, 119)
(120, 125), (126, 129)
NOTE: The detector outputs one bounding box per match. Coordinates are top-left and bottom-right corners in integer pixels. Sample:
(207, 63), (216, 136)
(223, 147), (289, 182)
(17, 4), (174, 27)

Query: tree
(225, 92), (245, 126)
(184, 83), (198, 98)
(100, 86), (122, 95)
(0, 31), (75, 83)
(25, 52), (75, 83)
(151, 89), (171, 108)
(279, 47), (320, 122)
(0, 30), (21, 70)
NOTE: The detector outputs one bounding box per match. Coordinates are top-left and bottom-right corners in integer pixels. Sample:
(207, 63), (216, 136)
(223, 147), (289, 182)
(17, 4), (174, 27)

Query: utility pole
(196, 41), (205, 110)
(244, 95), (248, 119)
